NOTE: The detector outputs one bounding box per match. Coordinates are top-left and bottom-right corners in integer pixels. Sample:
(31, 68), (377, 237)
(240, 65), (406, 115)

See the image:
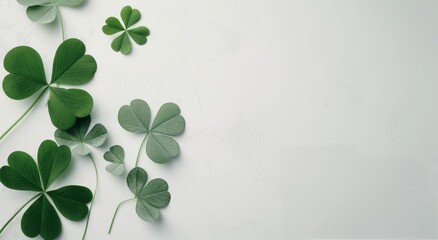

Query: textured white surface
(1, 0), (438, 239)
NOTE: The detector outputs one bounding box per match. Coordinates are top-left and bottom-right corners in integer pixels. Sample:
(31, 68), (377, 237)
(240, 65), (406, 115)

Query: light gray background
(0, 0), (438, 239)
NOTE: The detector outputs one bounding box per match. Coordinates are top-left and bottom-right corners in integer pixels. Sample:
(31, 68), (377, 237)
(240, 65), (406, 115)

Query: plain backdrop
(0, 0), (438, 239)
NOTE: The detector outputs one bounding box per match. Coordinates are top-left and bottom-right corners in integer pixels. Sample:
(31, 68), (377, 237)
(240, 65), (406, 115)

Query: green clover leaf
(103, 145), (125, 176)
(55, 115), (108, 156)
(0, 140), (92, 239)
(17, 0), (86, 24)
(102, 6), (150, 55)
(2, 38), (97, 130)
(118, 99), (185, 164)
(107, 167), (170, 234)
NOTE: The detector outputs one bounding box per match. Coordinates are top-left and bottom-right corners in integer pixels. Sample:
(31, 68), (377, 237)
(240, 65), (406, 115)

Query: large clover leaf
(3, 38), (97, 130)
(55, 115), (108, 156)
(102, 5), (150, 55)
(118, 99), (185, 164)
(17, 0), (86, 24)
(0, 140), (92, 239)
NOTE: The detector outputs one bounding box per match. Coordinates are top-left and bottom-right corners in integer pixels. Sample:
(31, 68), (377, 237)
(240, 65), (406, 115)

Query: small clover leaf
(55, 115), (108, 156)
(17, 0), (86, 24)
(0, 140), (92, 239)
(127, 168), (170, 221)
(2, 38), (97, 130)
(102, 6), (150, 55)
(118, 99), (185, 164)
(103, 145), (125, 176)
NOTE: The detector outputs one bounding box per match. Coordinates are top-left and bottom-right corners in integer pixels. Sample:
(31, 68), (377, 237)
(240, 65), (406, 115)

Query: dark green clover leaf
(17, 0), (86, 24)
(127, 167), (170, 221)
(103, 145), (125, 176)
(0, 140), (92, 239)
(55, 115), (108, 155)
(3, 38), (97, 130)
(118, 99), (185, 164)
(102, 5), (150, 55)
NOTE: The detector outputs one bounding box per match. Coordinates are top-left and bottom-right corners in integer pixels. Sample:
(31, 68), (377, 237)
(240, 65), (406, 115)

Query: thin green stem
(0, 193), (42, 235)
(135, 134), (148, 167)
(0, 88), (47, 142)
(57, 7), (65, 41)
(82, 153), (99, 240)
(108, 198), (135, 234)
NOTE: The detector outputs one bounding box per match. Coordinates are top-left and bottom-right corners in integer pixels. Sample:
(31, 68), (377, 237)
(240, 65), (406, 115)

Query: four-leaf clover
(118, 99), (186, 164)
(102, 5), (150, 55)
(0, 140), (92, 239)
(3, 38), (97, 130)
(17, 0), (86, 24)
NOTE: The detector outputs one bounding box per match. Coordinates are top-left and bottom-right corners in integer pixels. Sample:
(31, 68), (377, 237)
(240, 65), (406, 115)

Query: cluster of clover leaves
(0, 2), (183, 240)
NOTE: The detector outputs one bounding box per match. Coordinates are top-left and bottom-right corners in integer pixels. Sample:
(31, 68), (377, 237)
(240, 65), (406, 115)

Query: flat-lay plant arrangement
(0, 2), (185, 239)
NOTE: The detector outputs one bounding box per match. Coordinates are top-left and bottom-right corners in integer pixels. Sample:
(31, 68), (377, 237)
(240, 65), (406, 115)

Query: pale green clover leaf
(103, 145), (125, 175)
(3, 38), (97, 130)
(127, 167), (170, 221)
(17, 0), (86, 24)
(102, 5), (150, 55)
(54, 115), (107, 156)
(0, 140), (92, 239)
(118, 99), (185, 164)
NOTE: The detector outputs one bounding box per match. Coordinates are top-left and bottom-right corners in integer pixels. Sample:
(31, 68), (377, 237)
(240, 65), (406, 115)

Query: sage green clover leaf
(127, 168), (170, 221)
(0, 140), (92, 239)
(55, 115), (108, 156)
(118, 99), (185, 164)
(17, 0), (86, 24)
(102, 5), (150, 55)
(108, 167), (170, 233)
(2, 38), (97, 132)
(103, 145), (125, 176)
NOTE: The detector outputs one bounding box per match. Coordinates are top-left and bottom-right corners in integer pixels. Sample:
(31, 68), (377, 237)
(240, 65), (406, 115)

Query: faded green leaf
(18, 0), (86, 24)
(103, 145), (125, 176)
(118, 99), (150, 133)
(118, 100), (185, 164)
(146, 134), (180, 164)
(127, 168), (170, 222)
(55, 115), (108, 155)
(103, 5), (150, 55)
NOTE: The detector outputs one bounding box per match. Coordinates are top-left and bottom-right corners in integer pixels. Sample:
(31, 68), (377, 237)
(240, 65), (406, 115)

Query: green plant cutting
(0, 140), (92, 239)
(54, 115), (108, 239)
(0, 38), (97, 142)
(103, 5), (150, 55)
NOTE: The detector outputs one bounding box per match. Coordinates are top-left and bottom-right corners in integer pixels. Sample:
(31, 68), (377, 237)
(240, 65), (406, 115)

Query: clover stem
(108, 198), (135, 234)
(0, 88), (48, 142)
(0, 193), (42, 235)
(57, 7), (65, 41)
(135, 134), (148, 167)
(82, 153), (99, 240)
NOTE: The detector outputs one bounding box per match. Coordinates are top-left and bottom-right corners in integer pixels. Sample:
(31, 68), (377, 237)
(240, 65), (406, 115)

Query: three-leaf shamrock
(0, 140), (92, 239)
(3, 38), (97, 130)
(128, 168), (170, 221)
(108, 167), (170, 233)
(118, 99), (185, 164)
(17, 0), (86, 24)
(104, 145), (125, 176)
(102, 5), (150, 55)
(55, 115), (108, 155)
